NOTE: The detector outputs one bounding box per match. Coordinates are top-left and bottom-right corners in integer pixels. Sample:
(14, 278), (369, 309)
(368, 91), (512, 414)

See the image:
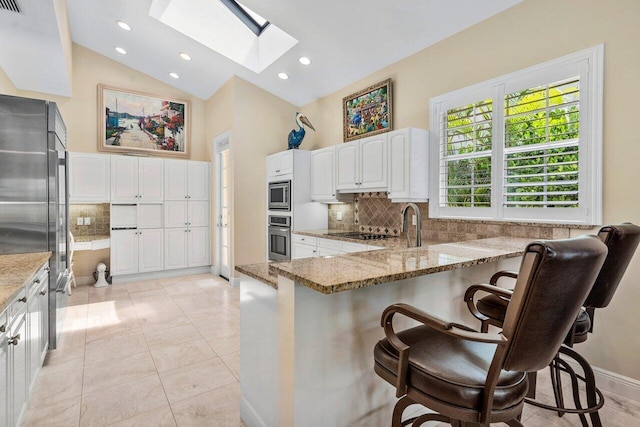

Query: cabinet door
(164, 159), (188, 200)
(10, 313), (28, 427)
(164, 201), (188, 228)
(139, 157), (164, 202)
(317, 247), (342, 257)
(187, 227), (210, 267)
(292, 242), (317, 260)
(27, 293), (40, 388)
(38, 282), (48, 361)
(111, 156), (139, 202)
(359, 135), (387, 189)
(0, 314), (7, 427)
(69, 153), (110, 202)
(139, 229), (164, 273)
(138, 204), (163, 229)
(388, 129), (410, 199)
(188, 201), (209, 227)
(336, 142), (359, 190)
(311, 148), (336, 201)
(188, 161), (210, 200)
(111, 230), (139, 275)
(277, 151), (293, 175)
(164, 228), (188, 270)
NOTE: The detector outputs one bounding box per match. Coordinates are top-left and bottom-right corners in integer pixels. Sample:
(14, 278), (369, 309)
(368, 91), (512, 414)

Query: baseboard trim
(76, 275), (95, 286)
(111, 267), (212, 284)
(564, 359), (640, 402)
(240, 395), (268, 427)
(210, 265), (221, 276)
(229, 276), (240, 288)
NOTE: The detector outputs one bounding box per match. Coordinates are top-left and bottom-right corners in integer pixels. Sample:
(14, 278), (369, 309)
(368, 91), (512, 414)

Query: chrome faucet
(401, 203), (422, 247)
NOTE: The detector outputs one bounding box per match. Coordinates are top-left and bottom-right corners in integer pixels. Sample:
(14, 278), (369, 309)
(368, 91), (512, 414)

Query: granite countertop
(0, 252), (51, 313)
(75, 234), (110, 242)
(267, 237), (531, 294)
(235, 263), (278, 289)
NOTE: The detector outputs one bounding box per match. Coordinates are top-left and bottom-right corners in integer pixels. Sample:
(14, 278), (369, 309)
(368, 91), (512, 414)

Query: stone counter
(235, 263), (278, 289)
(268, 237), (530, 294)
(0, 252), (51, 313)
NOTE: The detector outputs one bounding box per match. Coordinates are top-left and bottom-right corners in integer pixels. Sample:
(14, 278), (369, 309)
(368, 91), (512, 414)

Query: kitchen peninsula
(236, 235), (531, 427)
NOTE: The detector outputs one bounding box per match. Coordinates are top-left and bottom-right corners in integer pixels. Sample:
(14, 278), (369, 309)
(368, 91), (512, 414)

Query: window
(430, 45), (603, 224)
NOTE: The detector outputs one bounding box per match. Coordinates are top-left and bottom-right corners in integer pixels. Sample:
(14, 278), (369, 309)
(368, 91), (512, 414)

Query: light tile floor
(24, 273), (639, 426)
(23, 274), (243, 427)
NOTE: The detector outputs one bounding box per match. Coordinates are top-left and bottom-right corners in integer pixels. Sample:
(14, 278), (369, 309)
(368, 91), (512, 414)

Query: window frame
(429, 45), (603, 225)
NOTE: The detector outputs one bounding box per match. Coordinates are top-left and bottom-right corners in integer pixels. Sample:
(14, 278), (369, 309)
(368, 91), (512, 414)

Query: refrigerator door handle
(56, 274), (70, 293)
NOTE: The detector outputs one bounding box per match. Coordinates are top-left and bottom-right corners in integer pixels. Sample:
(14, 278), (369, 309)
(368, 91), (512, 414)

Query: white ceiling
(2, 0), (523, 106)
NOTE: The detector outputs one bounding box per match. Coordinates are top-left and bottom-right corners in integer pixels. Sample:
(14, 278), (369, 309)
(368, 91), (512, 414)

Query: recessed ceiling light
(278, 72), (289, 80)
(299, 57), (311, 66)
(117, 20), (132, 31)
(179, 52), (191, 61)
(169, 72), (180, 79)
(115, 47), (127, 55)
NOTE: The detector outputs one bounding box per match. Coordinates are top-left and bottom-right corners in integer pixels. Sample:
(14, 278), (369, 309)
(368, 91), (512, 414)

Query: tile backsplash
(70, 204), (110, 237)
(328, 192), (571, 242)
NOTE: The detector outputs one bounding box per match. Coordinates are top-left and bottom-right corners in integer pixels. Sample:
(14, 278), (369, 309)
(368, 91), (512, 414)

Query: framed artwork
(98, 84), (190, 158)
(342, 78), (392, 142)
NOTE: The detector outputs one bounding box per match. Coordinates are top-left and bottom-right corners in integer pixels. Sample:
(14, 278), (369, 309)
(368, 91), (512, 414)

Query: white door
(139, 229), (164, 273)
(216, 137), (231, 279)
(69, 153), (110, 203)
(336, 141), (359, 190)
(138, 157), (163, 202)
(111, 229), (139, 275)
(164, 159), (188, 200)
(188, 161), (210, 200)
(164, 228), (188, 270)
(311, 147), (336, 201)
(111, 156), (139, 202)
(188, 227), (210, 267)
(388, 129), (410, 198)
(359, 135), (387, 189)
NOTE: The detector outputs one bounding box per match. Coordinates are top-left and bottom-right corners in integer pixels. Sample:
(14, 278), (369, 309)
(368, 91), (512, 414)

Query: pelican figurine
(288, 112), (315, 149)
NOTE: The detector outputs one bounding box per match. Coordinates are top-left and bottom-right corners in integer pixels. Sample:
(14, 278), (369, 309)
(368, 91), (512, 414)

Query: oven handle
(269, 226), (291, 233)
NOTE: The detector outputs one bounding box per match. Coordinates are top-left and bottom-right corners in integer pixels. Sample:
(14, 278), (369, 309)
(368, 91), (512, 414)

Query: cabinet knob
(276, 169), (281, 173)
(8, 334), (20, 346)
(185, 222), (188, 225)
(40, 290), (47, 296)
(45, 266), (50, 272)
(34, 278), (41, 284)
(18, 296), (27, 303)
(332, 194), (335, 197)
(185, 230), (188, 233)
(0, 324), (5, 333)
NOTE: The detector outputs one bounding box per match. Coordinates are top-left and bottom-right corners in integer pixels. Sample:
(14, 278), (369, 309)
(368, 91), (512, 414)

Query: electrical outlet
(412, 214), (417, 226)
(77, 217), (84, 226)
(337, 211), (343, 221)
(84, 217), (91, 225)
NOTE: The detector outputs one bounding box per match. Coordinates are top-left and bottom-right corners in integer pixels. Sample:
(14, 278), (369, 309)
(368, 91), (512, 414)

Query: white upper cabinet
(138, 158), (164, 202)
(111, 156), (139, 202)
(187, 161), (210, 200)
(388, 128), (429, 202)
(336, 134), (387, 192)
(69, 153), (110, 203)
(163, 159), (188, 200)
(267, 150), (293, 179)
(164, 159), (210, 201)
(111, 156), (164, 203)
(311, 147), (337, 201)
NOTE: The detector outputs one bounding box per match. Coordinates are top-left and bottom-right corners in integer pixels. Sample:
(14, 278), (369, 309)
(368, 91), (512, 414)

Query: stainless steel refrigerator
(0, 94), (69, 349)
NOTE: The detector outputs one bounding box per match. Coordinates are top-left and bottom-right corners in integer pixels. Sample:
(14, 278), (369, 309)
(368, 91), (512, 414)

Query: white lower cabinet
(111, 229), (164, 275)
(0, 260), (48, 427)
(164, 227), (210, 270)
(292, 242), (317, 260)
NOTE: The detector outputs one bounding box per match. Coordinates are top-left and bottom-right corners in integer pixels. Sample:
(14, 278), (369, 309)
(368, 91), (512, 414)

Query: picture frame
(342, 78), (392, 142)
(97, 84), (190, 158)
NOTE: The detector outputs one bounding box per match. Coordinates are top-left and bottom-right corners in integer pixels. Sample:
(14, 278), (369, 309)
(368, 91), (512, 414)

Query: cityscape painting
(98, 84), (190, 158)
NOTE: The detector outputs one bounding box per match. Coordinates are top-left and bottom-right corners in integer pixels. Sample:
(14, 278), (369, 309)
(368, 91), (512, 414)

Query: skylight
(149, 0), (298, 74)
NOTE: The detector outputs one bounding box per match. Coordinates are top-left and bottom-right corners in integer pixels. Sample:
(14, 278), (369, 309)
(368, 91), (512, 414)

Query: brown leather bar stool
(374, 235), (607, 427)
(465, 223), (640, 427)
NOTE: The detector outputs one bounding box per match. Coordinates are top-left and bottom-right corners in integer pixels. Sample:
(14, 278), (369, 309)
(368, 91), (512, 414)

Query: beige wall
(231, 78), (297, 268)
(300, 0), (640, 380)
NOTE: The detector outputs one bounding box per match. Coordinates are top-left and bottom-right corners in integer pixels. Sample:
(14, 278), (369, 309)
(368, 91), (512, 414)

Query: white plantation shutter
(429, 46), (603, 224)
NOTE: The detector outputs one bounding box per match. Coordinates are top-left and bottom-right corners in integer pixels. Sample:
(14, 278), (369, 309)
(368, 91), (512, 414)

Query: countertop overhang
(237, 236), (532, 295)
